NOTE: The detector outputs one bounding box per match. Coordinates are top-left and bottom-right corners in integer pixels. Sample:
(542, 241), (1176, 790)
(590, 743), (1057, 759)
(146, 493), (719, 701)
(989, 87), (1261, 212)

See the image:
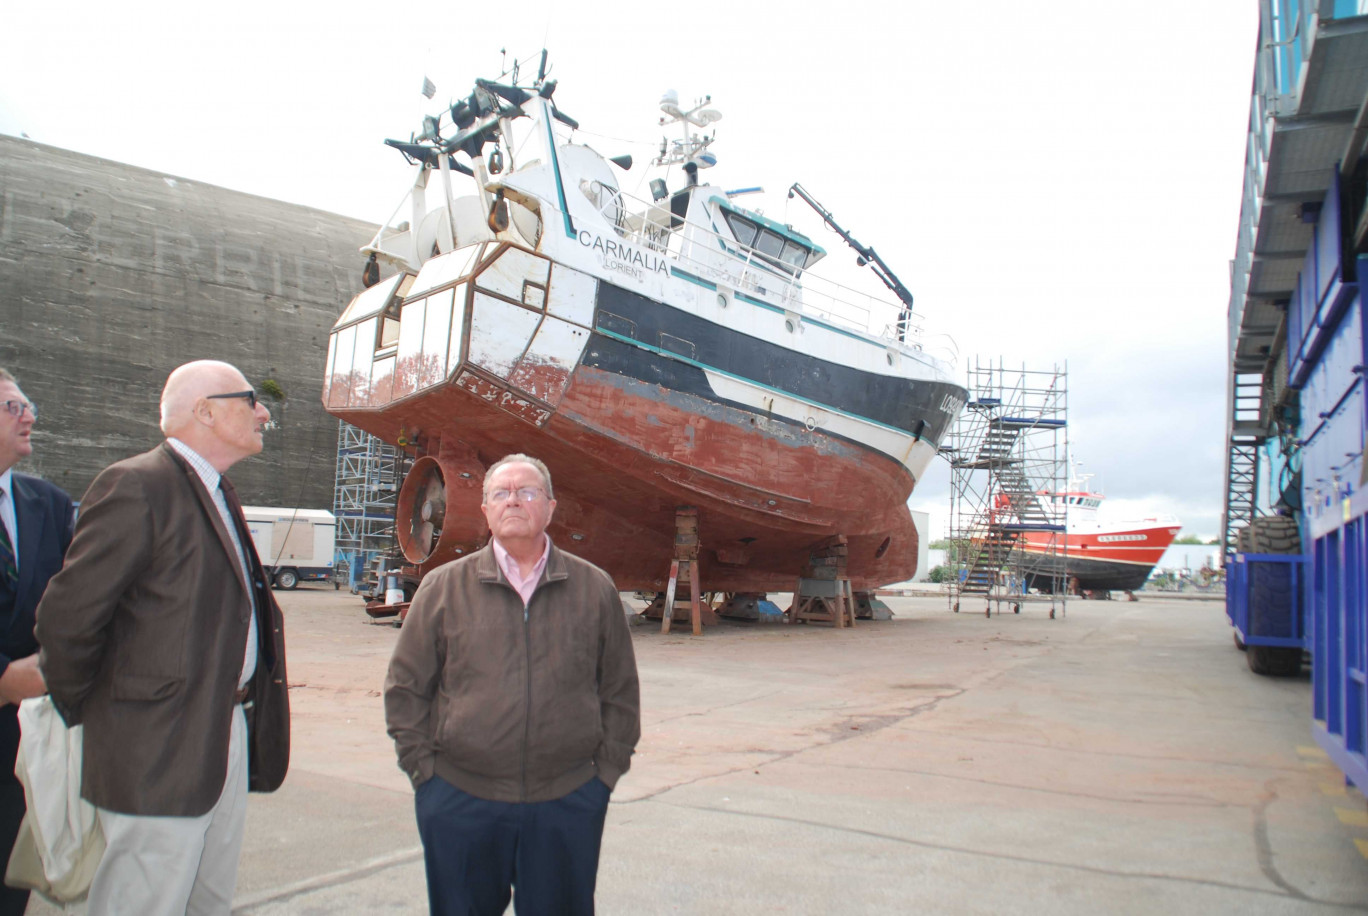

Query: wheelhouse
(717, 201), (826, 276)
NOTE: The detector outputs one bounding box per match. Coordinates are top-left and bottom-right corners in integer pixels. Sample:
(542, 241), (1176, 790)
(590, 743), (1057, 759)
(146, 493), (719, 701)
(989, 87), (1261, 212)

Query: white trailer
(242, 506), (337, 589)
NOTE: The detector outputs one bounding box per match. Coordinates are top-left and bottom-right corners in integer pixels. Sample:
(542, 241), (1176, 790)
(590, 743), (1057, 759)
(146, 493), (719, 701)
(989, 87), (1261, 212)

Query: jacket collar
(159, 443), (250, 599)
(475, 538), (570, 590)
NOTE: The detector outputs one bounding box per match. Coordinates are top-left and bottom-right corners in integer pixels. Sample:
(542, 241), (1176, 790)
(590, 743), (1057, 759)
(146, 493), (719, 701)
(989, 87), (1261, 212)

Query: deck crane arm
(787, 182), (914, 342)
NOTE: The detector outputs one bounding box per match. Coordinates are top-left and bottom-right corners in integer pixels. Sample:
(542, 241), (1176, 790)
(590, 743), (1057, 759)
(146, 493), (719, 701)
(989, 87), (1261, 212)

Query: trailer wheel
(275, 568), (300, 590)
(1247, 645), (1302, 676)
(1241, 516), (1301, 677)
(1247, 516), (1299, 554)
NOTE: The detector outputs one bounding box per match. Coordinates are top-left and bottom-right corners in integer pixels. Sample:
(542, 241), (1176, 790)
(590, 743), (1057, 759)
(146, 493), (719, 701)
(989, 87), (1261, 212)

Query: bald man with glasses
(35, 359), (290, 915)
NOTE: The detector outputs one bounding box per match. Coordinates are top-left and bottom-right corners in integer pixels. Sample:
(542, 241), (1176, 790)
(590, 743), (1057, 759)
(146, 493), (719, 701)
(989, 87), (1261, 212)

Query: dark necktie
(0, 491), (17, 592)
(219, 477), (273, 671)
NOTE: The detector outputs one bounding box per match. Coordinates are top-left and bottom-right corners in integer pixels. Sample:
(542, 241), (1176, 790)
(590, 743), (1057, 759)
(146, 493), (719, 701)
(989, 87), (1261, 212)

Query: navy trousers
(415, 775), (611, 916)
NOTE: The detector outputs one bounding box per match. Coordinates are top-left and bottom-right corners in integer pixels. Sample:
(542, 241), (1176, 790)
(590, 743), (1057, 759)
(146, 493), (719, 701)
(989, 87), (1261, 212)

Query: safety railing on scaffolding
(942, 359), (1069, 618)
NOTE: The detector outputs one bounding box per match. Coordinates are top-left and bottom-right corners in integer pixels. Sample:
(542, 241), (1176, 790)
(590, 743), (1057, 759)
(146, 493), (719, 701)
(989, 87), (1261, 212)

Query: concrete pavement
(30, 591), (1368, 914)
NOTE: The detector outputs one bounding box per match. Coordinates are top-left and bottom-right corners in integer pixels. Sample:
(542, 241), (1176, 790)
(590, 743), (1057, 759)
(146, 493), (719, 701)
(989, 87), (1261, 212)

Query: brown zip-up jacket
(384, 540), (640, 802)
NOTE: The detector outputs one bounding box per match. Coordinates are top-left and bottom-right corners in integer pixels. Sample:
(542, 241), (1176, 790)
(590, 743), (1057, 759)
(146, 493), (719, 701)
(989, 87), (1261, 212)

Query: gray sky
(2, 0), (1256, 539)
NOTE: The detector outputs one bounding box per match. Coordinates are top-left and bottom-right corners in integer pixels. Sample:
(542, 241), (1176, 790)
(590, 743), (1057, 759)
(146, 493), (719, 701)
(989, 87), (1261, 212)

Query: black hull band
(586, 282), (964, 446)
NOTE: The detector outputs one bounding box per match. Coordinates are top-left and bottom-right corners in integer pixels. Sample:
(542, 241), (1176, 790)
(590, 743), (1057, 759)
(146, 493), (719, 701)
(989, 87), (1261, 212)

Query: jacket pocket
(109, 674), (184, 702)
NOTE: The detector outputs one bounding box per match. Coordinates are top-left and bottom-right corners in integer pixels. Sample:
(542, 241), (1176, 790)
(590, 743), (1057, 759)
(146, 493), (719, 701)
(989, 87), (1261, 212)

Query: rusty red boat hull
(332, 361), (923, 593)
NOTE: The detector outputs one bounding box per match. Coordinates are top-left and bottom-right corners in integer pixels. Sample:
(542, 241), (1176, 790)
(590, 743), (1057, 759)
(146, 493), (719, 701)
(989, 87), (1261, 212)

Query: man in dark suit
(0, 368), (75, 915)
(36, 359), (289, 915)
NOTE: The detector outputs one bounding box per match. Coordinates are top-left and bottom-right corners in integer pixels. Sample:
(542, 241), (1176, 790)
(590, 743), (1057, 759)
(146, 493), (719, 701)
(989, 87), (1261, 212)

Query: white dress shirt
(0, 468), (18, 566)
(166, 439), (257, 689)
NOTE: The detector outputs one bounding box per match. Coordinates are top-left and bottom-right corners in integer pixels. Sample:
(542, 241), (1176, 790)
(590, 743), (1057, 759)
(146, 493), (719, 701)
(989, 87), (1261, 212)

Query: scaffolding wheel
(953, 602), (960, 613)
(1013, 603), (1021, 614)
(984, 604), (990, 618)
(1049, 608), (1056, 620)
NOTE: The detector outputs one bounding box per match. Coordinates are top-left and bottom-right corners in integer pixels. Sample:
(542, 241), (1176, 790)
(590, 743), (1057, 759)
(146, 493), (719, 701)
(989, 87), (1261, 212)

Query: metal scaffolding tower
(332, 421), (407, 594)
(944, 359), (1068, 618)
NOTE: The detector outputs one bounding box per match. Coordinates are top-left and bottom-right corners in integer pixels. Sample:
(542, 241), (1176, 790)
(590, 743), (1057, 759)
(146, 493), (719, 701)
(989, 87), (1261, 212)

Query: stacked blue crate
(1286, 170), (1368, 790)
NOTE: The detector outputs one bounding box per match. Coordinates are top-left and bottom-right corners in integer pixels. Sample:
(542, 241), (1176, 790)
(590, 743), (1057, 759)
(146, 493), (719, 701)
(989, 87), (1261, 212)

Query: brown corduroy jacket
(36, 444), (289, 816)
(384, 540), (640, 802)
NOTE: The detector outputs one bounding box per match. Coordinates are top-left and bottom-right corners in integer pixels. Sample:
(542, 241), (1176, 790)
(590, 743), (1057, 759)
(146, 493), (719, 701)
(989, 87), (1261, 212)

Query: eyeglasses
(2, 400), (36, 420)
(206, 390), (258, 409)
(487, 487), (545, 504)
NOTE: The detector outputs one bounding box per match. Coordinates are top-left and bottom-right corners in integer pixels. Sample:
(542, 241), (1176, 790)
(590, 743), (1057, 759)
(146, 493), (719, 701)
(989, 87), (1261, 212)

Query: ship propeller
(397, 456), (447, 564)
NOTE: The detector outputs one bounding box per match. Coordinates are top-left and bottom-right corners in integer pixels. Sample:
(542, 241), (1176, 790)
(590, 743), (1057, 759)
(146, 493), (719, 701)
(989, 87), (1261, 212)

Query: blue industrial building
(1225, 1), (1368, 788)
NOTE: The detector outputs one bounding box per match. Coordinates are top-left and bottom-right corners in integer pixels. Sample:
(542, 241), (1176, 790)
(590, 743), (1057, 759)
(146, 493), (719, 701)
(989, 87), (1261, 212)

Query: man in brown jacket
(36, 360), (289, 915)
(385, 453), (640, 916)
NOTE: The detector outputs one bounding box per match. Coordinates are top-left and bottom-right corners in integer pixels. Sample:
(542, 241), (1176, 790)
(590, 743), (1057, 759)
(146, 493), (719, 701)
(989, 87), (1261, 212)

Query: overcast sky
(2, 0), (1257, 539)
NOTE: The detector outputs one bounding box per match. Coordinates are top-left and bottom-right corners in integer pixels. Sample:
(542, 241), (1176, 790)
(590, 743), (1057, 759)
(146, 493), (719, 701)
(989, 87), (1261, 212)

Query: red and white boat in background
(1018, 474), (1182, 595)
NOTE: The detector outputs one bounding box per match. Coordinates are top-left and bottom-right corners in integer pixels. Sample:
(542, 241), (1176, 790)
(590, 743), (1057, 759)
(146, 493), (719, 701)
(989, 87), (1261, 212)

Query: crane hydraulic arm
(788, 182), (914, 342)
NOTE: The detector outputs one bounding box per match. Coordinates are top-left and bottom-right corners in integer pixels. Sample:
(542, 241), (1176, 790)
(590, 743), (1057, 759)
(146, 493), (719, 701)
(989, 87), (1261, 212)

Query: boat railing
(600, 188), (931, 347)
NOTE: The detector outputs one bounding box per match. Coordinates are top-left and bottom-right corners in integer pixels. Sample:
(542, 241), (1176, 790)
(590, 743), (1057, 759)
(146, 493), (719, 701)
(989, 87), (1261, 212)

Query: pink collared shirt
(491, 535), (550, 607)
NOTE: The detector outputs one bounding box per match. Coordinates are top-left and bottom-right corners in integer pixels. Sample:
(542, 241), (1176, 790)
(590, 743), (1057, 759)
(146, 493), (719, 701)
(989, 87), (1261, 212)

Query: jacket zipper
(520, 594), (531, 803)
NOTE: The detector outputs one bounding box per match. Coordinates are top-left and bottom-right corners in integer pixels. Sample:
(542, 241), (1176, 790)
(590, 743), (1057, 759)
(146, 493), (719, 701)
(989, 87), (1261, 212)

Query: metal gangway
(943, 359), (1068, 617)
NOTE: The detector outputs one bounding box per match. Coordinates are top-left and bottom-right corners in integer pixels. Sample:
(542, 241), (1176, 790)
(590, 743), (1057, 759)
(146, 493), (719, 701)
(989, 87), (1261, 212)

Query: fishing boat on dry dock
(1019, 473), (1182, 597)
(322, 54), (967, 608)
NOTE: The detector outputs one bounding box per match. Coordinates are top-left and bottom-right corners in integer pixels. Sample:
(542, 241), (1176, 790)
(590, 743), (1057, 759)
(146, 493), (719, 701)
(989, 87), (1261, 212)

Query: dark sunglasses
(206, 390), (258, 409)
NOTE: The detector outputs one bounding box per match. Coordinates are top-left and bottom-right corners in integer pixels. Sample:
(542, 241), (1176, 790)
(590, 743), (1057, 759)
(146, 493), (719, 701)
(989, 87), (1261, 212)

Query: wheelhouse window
(724, 209), (816, 275)
(780, 240), (809, 269)
(724, 212), (758, 247)
(755, 229), (784, 258)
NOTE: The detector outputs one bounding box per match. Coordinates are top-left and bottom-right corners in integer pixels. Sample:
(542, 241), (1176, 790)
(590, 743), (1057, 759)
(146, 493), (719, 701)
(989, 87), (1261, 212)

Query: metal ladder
(1222, 371), (1266, 556)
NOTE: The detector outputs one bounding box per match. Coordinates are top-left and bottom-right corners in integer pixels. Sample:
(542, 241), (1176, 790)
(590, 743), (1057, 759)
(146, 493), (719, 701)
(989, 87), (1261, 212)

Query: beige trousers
(86, 705), (248, 916)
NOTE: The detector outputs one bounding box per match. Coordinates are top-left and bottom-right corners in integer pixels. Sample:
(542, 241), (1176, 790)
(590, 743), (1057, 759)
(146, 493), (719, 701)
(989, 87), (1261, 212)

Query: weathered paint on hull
(333, 360), (920, 592)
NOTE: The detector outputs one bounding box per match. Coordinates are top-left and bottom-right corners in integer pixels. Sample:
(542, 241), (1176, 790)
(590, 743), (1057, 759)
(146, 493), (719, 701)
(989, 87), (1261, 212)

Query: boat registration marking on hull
(455, 371), (552, 427)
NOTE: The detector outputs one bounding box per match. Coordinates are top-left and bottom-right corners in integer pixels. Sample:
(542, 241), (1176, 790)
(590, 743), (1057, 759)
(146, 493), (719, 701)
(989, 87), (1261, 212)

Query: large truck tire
(1247, 644), (1302, 676)
(1247, 515), (1300, 554)
(1242, 516), (1302, 677)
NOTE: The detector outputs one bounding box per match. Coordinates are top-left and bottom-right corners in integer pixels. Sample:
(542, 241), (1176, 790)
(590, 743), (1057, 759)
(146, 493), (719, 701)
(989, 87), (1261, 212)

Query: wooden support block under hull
(788, 535), (855, 627)
(788, 578), (856, 628)
(658, 507), (711, 635)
